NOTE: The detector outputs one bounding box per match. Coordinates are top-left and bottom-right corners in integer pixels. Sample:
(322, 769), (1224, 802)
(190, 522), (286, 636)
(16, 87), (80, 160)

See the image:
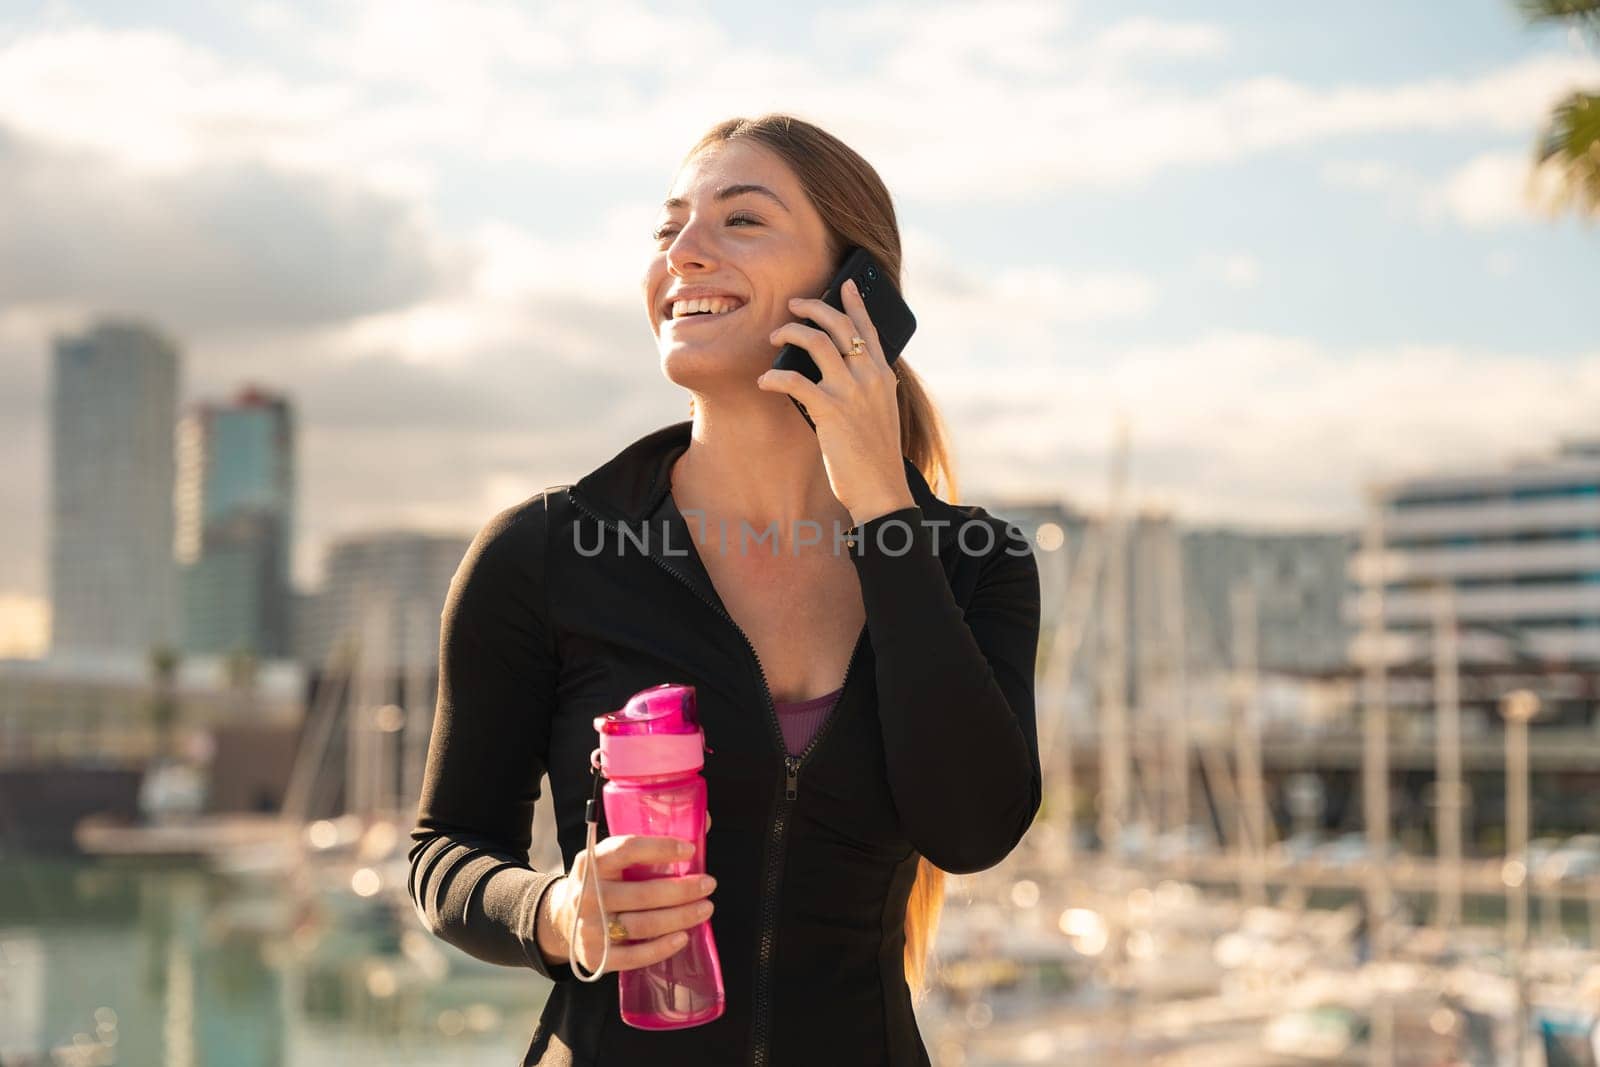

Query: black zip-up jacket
(407, 419), (1042, 1066)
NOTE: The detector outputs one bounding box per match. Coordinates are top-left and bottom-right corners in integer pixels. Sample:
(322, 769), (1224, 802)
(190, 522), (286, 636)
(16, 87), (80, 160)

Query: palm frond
(1515, 0), (1600, 28)
(1532, 90), (1600, 218)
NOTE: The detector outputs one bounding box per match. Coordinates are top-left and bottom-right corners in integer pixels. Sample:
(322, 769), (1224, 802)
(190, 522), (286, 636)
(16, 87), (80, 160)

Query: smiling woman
(408, 112), (1043, 1067)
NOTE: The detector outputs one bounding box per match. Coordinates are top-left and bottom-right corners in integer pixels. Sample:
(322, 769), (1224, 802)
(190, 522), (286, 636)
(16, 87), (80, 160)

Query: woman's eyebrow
(660, 183), (789, 213)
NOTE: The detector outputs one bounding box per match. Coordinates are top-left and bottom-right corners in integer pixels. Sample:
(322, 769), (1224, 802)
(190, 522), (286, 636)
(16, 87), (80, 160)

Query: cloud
(830, 1), (1079, 79)
(1088, 17), (1229, 65)
(8, 6), (1595, 212)
(0, 22), (360, 177)
(898, 225), (1158, 368)
(1428, 151), (1571, 228)
(0, 124), (466, 332)
(1485, 250), (1519, 277)
(321, 211), (659, 370)
(297, 0), (730, 84)
(1324, 149), (1572, 229)
(1197, 253), (1261, 289)
(921, 332), (1600, 526)
(846, 49), (1600, 201)
(1323, 159), (1402, 194)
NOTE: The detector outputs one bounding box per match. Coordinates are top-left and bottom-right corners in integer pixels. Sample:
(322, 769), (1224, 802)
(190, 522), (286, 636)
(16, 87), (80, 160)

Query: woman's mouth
(664, 303), (745, 328)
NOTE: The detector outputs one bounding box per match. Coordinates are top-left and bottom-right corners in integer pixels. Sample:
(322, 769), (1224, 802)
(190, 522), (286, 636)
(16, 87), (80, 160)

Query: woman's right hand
(535, 834), (717, 975)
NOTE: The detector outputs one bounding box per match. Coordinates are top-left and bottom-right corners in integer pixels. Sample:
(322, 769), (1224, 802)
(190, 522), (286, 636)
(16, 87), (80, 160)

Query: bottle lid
(595, 683), (701, 736)
(594, 684), (705, 778)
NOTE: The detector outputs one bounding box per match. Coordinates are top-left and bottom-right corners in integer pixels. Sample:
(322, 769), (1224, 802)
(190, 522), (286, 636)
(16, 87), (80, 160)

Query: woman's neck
(671, 399), (855, 552)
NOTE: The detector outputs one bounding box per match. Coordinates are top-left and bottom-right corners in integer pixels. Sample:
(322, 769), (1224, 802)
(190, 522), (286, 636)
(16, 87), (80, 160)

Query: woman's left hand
(756, 277), (916, 528)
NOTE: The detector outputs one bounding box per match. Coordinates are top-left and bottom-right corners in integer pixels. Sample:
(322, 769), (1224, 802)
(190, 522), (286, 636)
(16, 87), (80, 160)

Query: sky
(0, 0), (1597, 652)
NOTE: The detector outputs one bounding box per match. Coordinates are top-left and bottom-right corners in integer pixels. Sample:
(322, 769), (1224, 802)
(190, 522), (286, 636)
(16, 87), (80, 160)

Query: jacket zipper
(755, 628), (861, 1066)
(567, 488), (863, 1066)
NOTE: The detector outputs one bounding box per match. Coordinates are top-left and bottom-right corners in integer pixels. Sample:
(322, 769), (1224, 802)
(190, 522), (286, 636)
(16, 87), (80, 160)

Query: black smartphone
(772, 246), (916, 431)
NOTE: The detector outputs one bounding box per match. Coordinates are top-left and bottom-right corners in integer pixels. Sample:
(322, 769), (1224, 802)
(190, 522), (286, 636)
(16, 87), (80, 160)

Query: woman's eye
(652, 214), (760, 241)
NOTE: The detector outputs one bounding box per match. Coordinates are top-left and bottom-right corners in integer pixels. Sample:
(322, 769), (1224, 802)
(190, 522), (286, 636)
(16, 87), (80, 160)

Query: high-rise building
(1185, 528), (1356, 676)
(48, 320), (180, 658)
(176, 386), (295, 659)
(297, 531), (472, 673)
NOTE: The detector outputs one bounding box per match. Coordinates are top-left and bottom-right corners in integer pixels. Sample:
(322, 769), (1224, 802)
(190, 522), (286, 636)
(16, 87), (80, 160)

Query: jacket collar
(568, 419), (963, 550)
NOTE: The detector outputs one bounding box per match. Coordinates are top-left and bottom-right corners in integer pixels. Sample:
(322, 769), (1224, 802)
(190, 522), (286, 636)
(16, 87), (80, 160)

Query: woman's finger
(788, 294), (868, 377)
(610, 898), (714, 943)
(597, 873), (715, 913)
(593, 833), (691, 877)
(771, 315), (850, 389)
(756, 367), (832, 415)
(837, 279), (891, 378)
(603, 931), (692, 974)
(571, 912), (691, 975)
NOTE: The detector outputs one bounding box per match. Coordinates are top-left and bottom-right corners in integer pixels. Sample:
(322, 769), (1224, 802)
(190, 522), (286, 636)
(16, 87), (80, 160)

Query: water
(1, 854), (552, 1065)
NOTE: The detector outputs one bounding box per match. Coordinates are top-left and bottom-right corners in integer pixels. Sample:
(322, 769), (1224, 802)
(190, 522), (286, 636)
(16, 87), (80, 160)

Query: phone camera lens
(861, 283), (874, 296)
(864, 266), (878, 281)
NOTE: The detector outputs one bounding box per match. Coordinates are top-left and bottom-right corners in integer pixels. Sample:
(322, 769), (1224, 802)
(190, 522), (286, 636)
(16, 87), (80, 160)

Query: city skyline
(1, 0), (1596, 654)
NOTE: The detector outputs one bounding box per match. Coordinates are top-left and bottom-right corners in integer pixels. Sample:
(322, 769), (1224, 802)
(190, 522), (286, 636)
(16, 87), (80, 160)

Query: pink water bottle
(593, 683), (725, 1029)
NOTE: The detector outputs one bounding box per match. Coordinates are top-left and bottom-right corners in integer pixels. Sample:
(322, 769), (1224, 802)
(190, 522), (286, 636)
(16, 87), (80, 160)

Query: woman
(408, 113), (1042, 1066)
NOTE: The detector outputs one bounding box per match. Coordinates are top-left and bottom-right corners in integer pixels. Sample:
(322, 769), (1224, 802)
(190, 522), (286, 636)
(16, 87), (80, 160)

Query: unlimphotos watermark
(571, 510), (1036, 559)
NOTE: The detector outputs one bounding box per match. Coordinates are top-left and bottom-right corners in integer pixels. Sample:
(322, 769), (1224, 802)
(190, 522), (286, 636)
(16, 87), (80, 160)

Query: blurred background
(2, 0), (1599, 1063)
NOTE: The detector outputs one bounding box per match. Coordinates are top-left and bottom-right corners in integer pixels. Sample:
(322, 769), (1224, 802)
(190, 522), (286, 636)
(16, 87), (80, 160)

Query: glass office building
(176, 386), (296, 659)
(1352, 439), (1600, 728)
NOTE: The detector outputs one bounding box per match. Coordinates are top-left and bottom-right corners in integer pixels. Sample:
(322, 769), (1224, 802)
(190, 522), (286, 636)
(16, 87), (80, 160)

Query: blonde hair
(679, 113), (958, 995)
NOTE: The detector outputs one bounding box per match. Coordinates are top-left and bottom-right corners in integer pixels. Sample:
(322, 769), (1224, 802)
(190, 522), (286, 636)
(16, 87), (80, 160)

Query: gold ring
(847, 336), (867, 357)
(607, 915), (629, 943)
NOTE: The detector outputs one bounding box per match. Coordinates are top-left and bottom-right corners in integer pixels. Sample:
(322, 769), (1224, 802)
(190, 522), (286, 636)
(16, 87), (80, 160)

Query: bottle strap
(567, 749), (612, 982)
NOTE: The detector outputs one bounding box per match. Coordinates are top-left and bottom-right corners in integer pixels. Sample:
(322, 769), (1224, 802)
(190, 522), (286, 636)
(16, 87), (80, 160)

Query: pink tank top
(774, 685), (844, 757)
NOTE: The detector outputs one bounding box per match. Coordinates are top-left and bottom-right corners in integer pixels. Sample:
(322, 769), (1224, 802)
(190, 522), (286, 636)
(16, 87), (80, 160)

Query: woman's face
(643, 140), (836, 394)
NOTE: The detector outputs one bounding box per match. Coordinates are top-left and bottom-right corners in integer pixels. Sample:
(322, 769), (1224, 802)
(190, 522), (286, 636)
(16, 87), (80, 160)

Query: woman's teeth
(670, 297), (743, 319)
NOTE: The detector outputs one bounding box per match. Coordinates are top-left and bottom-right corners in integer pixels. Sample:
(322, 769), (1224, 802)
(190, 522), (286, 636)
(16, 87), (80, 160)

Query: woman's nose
(665, 217), (718, 274)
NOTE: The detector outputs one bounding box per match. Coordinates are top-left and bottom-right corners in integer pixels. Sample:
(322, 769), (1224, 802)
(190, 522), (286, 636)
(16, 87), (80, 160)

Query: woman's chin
(662, 349), (776, 396)
(661, 340), (768, 371)
(659, 325), (756, 353)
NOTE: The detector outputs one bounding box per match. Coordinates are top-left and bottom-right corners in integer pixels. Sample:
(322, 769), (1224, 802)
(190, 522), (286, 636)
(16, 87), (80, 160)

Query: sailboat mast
(1098, 421), (1131, 865)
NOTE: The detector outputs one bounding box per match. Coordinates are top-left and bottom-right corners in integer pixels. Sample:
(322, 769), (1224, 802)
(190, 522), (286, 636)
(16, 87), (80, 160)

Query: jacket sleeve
(406, 494), (574, 982)
(847, 504), (1042, 874)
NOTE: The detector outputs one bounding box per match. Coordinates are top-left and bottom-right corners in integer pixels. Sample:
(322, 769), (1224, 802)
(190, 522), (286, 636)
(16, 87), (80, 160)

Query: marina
(11, 455), (1600, 1066)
